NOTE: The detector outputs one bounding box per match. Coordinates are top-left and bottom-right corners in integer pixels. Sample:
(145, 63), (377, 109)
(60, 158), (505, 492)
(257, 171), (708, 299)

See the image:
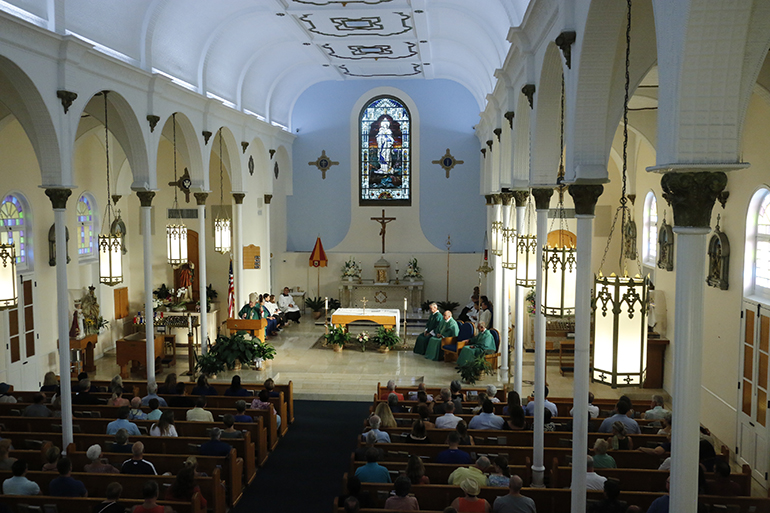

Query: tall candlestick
(325, 297), (328, 310)
(404, 297), (408, 312)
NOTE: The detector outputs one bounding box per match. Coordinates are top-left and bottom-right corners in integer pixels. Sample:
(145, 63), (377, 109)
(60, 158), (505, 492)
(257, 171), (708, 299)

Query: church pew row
(0, 469), (224, 513)
(1, 495), (202, 513)
(7, 390), (288, 440)
(350, 458), (753, 495)
(0, 413), (268, 468)
(0, 401), (280, 452)
(370, 443), (666, 469)
(69, 378), (295, 424)
(343, 475), (770, 513)
(0, 431), (257, 485)
(375, 427), (669, 448)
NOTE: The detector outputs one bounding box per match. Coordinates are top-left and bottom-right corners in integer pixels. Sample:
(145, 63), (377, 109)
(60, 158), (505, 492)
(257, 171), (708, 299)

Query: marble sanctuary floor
(90, 316), (667, 403)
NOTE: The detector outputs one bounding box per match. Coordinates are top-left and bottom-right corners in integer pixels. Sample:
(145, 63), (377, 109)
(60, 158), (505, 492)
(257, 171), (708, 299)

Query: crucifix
(359, 297), (369, 314)
(371, 209), (396, 254)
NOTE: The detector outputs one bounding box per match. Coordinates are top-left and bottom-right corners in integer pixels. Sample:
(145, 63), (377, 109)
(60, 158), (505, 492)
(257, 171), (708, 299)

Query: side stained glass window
(0, 194), (26, 265)
(643, 191), (658, 266)
(359, 96), (411, 206)
(756, 190), (770, 295)
(76, 194), (95, 256)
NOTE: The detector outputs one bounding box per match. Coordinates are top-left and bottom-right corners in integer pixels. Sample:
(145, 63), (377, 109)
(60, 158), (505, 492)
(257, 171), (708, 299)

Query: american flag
(227, 259), (235, 318)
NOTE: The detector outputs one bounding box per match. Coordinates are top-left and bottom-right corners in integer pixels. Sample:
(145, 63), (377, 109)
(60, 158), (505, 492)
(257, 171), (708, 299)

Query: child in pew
(133, 480), (173, 513)
(92, 481), (128, 513)
(164, 464), (207, 510)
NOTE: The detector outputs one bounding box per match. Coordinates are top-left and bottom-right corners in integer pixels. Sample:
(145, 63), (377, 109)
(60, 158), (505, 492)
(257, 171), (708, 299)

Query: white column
(139, 197), (155, 385)
(47, 189), (73, 450)
(670, 226), (710, 513)
(500, 197), (512, 372)
(264, 195), (272, 292)
(513, 203), (526, 396)
(233, 193), (245, 310)
(571, 214), (594, 512)
(531, 198), (550, 487)
(196, 194), (208, 353)
(493, 199), (503, 324)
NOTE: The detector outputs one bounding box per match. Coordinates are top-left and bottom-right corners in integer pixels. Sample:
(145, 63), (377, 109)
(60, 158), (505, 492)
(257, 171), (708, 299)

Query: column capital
(485, 194), (495, 206)
(492, 194), (502, 205)
(135, 190), (155, 207)
(568, 184), (604, 216)
(264, 194), (273, 205)
(531, 188), (554, 210)
(512, 190), (529, 207)
(194, 192), (209, 206)
(661, 171), (728, 228)
(232, 193), (246, 205)
(45, 188), (72, 209)
(500, 192), (513, 206)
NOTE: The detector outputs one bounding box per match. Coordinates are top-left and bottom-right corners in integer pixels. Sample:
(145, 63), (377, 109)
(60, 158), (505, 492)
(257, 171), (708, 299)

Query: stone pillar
(568, 184), (604, 513)
(530, 187), (553, 487)
(484, 194), (494, 299)
(661, 171), (728, 513)
(136, 191), (156, 385)
(492, 194), (503, 326)
(194, 192), (209, 353)
(232, 193), (246, 310)
(512, 190), (529, 396)
(264, 194), (273, 292)
(45, 188), (74, 450)
(500, 193), (513, 372)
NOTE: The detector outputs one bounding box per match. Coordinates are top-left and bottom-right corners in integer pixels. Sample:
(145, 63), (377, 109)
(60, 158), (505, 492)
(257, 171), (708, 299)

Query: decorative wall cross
(168, 168), (192, 203)
(309, 150), (339, 179)
(432, 148), (464, 178)
(359, 296), (369, 314)
(371, 209), (396, 254)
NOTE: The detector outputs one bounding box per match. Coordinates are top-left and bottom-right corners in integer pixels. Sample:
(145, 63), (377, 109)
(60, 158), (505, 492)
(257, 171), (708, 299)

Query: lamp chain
(102, 91), (113, 228)
(172, 113), (178, 208)
(219, 130), (224, 211)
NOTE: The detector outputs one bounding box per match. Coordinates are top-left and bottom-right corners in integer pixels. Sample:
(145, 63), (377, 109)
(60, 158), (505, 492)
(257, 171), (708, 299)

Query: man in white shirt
(277, 287), (301, 323)
(524, 386), (558, 418)
(468, 400), (505, 430)
(186, 397), (215, 422)
(570, 391), (600, 419)
(584, 455), (607, 491)
(362, 415), (391, 443)
(435, 400), (462, 429)
(642, 395), (671, 420)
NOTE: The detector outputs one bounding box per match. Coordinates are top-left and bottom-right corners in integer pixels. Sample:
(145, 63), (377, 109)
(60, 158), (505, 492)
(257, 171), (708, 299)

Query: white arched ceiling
(1, 0), (530, 127)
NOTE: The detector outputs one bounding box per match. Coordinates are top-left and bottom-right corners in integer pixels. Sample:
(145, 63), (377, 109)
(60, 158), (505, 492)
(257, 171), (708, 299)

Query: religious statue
(80, 285), (101, 335)
(178, 262), (195, 301)
(69, 301), (85, 340)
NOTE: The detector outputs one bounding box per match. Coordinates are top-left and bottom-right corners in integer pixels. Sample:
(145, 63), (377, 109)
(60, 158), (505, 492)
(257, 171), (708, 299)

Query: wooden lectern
(227, 318), (267, 338)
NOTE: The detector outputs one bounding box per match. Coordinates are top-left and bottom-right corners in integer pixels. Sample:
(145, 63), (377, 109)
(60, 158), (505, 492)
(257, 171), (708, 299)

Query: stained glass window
(359, 96), (411, 206)
(0, 194), (26, 264)
(77, 194), (95, 256)
(755, 189), (770, 294)
(643, 191), (658, 266)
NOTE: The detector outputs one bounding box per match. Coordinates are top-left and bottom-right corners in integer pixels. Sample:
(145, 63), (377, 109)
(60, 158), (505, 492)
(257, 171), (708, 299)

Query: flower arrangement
(342, 257), (362, 279)
(404, 257), (422, 279)
(356, 331), (370, 352)
(85, 316), (109, 335)
(525, 288), (536, 316)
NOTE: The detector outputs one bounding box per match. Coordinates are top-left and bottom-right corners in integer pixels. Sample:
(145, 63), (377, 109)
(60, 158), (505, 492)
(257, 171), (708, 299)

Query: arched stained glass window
(359, 96), (411, 206)
(0, 194), (26, 265)
(754, 189), (770, 296)
(76, 194), (96, 257)
(643, 191), (658, 266)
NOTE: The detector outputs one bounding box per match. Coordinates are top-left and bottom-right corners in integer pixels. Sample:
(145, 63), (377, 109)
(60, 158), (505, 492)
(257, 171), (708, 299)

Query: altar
(331, 308), (401, 336)
(339, 280), (423, 312)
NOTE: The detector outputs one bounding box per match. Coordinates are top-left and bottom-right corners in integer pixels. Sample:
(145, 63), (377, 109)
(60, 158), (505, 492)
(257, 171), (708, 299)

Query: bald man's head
(509, 475), (524, 493)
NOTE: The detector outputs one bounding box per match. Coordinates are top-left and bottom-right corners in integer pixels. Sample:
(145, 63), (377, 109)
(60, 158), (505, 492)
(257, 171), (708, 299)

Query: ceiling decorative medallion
(321, 41), (417, 60)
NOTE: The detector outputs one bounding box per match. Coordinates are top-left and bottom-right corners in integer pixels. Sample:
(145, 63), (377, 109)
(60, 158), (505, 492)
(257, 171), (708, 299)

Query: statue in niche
(657, 218), (674, 272)
(707, 216), (730, 290)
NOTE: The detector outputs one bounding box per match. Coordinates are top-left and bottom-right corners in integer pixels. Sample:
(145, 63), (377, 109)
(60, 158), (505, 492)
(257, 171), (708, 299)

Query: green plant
(206, 284), (218, 300)
(375, 325), (400, 349)
(195, 352), (225, 376)
(324, 324), (350, 347)
(328, 298), (342, 310)
(456, 353), (492, 385)
(211, 332), (260, 369)
(254, 340), (276, 360)
(421, 300), (433, 313)
(437, 300), (461, 313)
(305, 296), (326, 312)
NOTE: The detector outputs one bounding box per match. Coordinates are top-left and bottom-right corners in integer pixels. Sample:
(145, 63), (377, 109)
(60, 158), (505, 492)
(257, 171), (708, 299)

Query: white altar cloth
(330, 308), (401, 336)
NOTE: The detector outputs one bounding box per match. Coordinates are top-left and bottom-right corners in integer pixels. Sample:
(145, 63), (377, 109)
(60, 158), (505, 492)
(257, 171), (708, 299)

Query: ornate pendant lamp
(166, 113), (188, 266)
(476, 232), (494, 295)
(490, 197), (503, 256)
(502, 198), (517, 269)
(97, 91), (123, 286)
(214, 130), (232, 254)
(541, 77), (577, 317)
(515, 193), (537, 287)
(592, 0), (649, 388)
(0, 242), (17, 309)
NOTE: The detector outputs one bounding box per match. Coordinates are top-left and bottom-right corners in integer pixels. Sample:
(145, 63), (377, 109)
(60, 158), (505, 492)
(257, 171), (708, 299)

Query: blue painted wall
(288, 79), (485, 253)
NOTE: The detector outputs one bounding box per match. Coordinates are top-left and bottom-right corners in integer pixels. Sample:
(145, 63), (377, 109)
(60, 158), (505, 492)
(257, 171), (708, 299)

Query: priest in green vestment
(424, 310), (459, 361)
(413, 302), (441, 355)
(455, 322), (496, 367)
(238, 293), (261, 319)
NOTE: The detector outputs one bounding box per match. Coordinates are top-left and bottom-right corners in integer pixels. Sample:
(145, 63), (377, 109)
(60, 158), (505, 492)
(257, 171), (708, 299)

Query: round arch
(530, 44), (564, 186)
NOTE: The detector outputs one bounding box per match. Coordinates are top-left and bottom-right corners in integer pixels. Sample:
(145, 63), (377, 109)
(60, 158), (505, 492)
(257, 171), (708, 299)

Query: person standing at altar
(413, 302), (441, 355)
(278, 287), (301, 324)
(455, 322), (496, 367)
(238, 293), (261, 319)
(424, 310), (459, 361)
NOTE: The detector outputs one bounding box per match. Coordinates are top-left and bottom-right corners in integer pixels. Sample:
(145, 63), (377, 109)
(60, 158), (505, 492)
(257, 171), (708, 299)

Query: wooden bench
(0, 469), (224, 513)
(1, 495), (201, 513)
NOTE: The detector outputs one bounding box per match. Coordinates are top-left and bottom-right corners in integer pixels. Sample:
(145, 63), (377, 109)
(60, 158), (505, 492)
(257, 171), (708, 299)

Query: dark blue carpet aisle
(231, 399), (371, 513)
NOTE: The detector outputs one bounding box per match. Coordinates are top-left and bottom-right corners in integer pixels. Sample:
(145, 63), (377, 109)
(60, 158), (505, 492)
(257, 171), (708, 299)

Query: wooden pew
(1, 495), (201, 513)
(0, 401), (280, 452)
(0, 431), (257, 484)
(0, 469), (224, 513)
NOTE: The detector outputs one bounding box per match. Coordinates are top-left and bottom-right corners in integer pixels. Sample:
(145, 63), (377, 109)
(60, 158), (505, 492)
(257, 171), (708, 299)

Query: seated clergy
(413, 302), (441, 355)
(424, 310), (459, 361)
(454, 322), (496, 367)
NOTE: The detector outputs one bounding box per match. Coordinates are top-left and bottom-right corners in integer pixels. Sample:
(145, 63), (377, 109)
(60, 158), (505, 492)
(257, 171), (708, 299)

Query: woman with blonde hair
(592, 438), (617, 468)
(41, 371), (58, 393)
(607, 420), (633, 450)
(374, 401), (397, 428)
(108, 386), (130, 407)
(110, 375), (123, 392)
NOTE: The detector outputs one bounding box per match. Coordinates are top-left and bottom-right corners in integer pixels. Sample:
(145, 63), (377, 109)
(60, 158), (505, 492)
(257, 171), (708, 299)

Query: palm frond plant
(437, 300), (461, 313)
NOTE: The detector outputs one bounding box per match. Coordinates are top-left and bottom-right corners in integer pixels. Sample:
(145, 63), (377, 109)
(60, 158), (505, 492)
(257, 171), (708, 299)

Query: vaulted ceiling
(1, 0), (528, 127)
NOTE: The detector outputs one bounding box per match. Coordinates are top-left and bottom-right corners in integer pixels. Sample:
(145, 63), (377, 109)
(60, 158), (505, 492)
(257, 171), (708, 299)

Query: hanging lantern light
(592, 0), (649, 388)
(515, 194), (537, 287)
(540, 76), (576, 317)
(502, 200), (517, 270)
(166, 113), (188, 266)
(490, 196), (503, 256)
(97, 91), (123, 286)
(0, 243), (17, 309)
(214, 130), (232, 254)
(476, 232), (494, 296)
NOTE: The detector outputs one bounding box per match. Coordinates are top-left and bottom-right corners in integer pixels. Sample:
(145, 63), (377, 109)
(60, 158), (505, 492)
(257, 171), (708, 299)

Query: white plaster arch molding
(334, 86), (436, 254)
(512, 87), (532, 188)
(215, 126), (242, 195)
(529, 44), (563, 187)
(158, 112), (205, 191)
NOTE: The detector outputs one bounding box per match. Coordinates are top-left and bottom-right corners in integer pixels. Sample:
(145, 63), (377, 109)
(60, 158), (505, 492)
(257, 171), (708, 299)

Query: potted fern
(325, 324), (350, 352)
(211, 332), (259, 370)
(456, 353), (492, 385)
(375, 325), (400, 353)
(305, 296), (326, 320)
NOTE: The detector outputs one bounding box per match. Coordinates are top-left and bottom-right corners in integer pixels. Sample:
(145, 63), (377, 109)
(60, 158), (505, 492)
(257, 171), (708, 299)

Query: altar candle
(404, 298), (408, 312)
(325, 297), (328, 310)
(188, 315), (192, 330)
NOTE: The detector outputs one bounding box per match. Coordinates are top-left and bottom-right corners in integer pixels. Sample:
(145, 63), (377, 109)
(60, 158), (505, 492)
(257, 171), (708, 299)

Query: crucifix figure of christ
(371, 209), (396, 254)
(359, 297), (369, 314)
